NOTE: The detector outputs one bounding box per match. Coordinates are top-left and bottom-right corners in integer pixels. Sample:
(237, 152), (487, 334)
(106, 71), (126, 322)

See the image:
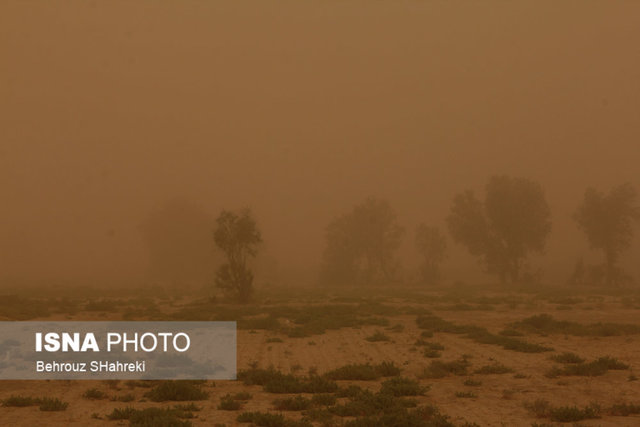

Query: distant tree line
(320, 176), (639, 289)
(140, 176), (639, 303)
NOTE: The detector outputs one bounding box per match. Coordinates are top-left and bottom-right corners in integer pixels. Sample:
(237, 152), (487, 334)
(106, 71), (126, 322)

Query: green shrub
(336, 385), (364, 398)
(463, 379), (482, 387)
(83, 388), (107, 400)
(273, 396), (312, 411)
(237, 411), (311, 427)
(424, 349), (442, 358)
(113, 393), (135, 402)
(129, 407), (193, 427)
(549, 404), (600, 422)
(375, 361), (402, 377)
(380, 377), (427, 396)
(511, 313), (640, 336)
(474, 363), (513, 375)
(342, 404), (453, 427)
(218, 394), (242, 410)
(324, 361), (400, 381)
(420, 357), (470, 378)
(311, 393), (337, 406)
(108, 406), (195, 425)
(549, 352), (585, 364)
(547, 356), (629, 378)
(144, 381), (208, 401)
(324, 363), (379, 380)
(240, 367), (338, 394)
(416, 314), (551, 353)
(608, 402), (640, 416)
(329, 389), (417, 417)
(107, 406), (137, 420)
(2, 395), (41, 407)
(38, 397), (69, 411)
(524, 399), (600, 422)
(524, 399), (551, 418)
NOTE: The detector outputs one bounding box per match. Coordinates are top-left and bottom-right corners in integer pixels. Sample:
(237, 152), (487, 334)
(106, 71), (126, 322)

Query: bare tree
(574, 183), (639, 286)
(213, 208), (262, 302)
(447, 175), (551, 284)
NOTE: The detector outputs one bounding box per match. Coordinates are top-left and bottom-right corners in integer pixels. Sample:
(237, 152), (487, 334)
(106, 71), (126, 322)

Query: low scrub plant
(546, 356), (629, 378)
(420, 357), (470, 379)
(144, 381), (208, 401)
(474, 363), (513, 375)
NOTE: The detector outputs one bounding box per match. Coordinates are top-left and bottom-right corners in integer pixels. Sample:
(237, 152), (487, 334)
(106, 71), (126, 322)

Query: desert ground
(2, 286), (640, 426)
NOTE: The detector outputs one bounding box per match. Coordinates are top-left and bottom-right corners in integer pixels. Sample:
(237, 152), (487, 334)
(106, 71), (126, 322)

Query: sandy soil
(1, 293), (640, 426)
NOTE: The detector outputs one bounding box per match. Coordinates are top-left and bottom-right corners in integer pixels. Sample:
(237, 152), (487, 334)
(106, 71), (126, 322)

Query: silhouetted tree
(321, 197), (404, 286)
(566, 257), (586, 286)
(447, 175), (551, 284)
(415, 224), (446, 285)
(139, 198), (215, 289)
(574, 183), (639, 286)
(213, 208), (262, 302)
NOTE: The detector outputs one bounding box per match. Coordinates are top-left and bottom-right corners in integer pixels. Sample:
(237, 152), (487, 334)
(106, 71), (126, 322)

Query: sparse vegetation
(112, 393), (135, 402)
(144, 381), (209, 402)
(237, 411), (312, 427)
(380, 377), (428, 396)
(38, 398), (69, 411)
(547, 356), (629, 377)
(455, 391), (477, 398)
(608, 402), (640, 416)
(82, 388), (107, 400)
(550, 352), (585, 364)
(273, 396), (312, 411)
(2, 395), (41, 407)
(416, 313), (552, 352)
(524, 399), (601, 422)
(311, 393), (337, 406)
(1, 395), (68, 411)
(420, 357), (471, 379)
(365, 331), (391, 342)
(512, 313), (640, 336)
(4, 289), (640, 426)
(218, 394), (242, 410)
(324, 362), (400, 380)
(238, 366), (338, 394)
(474, 363), (514, 375)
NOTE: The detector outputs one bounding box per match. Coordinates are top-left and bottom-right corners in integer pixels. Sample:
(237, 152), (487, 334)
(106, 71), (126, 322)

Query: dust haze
(2, 1), (639, 290)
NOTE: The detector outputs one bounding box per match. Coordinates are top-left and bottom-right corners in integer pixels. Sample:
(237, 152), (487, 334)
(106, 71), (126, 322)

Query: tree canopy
(213, 208), (262, 302)
(321, 197), (404, 286)
(447, 175), (551, 284)
(574, 183), (639, 286)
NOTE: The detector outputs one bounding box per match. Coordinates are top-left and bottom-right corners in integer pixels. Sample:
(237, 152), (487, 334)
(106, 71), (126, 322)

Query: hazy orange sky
(1, 2), (639, 287)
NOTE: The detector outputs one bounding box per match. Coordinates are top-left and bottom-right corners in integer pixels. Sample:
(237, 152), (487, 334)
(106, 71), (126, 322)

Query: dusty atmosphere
(2, 1), (640, 426)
